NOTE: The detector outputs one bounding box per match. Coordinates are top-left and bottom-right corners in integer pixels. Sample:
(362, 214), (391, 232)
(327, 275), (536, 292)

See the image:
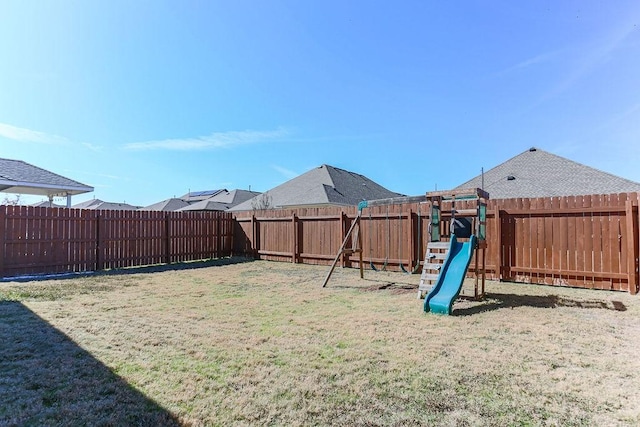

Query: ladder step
(452, 208), (477, 216)
(421, 263), (442, 271)
(419, 282), (435, 291)
(425, 253), (448, 261)
(427, 241), (449, 249)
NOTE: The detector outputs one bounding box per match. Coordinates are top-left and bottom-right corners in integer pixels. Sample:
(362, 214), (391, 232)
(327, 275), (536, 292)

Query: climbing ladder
(417, 241), (449, 298)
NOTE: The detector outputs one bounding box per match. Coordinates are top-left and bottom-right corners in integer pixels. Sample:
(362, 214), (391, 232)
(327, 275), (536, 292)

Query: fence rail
(0, 206), (233, 278)
(233, 193), (640, 294)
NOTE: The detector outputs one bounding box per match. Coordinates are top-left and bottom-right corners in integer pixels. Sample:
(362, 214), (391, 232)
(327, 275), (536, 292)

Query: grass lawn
(1, 258), (639, 426)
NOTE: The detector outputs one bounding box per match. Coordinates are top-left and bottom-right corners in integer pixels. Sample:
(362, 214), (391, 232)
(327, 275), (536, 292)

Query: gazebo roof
(0, 158), (93, 197)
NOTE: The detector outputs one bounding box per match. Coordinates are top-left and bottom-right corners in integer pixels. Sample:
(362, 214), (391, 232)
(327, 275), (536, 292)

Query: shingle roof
(140, 198), (191, 211)
(177, 200), (230, 212)
(230, 164), (403, 211)
(178, 189), (262, 211)
(455, 147), (640, 199)
(208, 189), (261, 205)
(0, 158), (93, 196)
(71, 199), (140, 210)
(72, 199), (104, 209)
(180, 189), (226, 202)
(30, 201), (65, 208)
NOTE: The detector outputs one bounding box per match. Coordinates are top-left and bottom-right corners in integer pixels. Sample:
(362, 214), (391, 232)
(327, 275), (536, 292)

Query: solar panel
(189, 189), (223, 197)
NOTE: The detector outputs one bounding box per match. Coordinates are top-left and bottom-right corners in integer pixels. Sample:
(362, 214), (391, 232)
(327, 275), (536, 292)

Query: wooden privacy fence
(233, 192), (640, 294)
(0, 205), (233, 278)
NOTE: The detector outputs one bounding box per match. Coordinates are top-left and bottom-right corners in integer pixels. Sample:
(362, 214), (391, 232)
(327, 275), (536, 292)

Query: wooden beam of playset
(358, 195), (427, 211)
(426, 188), (490, 201)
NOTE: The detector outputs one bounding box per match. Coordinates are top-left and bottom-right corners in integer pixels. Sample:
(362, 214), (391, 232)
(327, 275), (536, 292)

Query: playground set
(322, 188), (489, 315)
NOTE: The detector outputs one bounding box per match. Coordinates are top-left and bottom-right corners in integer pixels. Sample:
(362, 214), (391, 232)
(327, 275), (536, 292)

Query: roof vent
(529, 147), (537, 152)
(507, 175), (516, 181)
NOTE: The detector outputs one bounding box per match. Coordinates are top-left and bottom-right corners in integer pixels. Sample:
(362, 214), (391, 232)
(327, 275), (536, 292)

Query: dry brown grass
(1, 258), (639, 426)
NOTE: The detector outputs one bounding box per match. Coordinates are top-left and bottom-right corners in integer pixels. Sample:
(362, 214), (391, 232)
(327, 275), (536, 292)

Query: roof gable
(207, 189), (261, 205)
(177, 200), (230, 211)
(230, 164), (403, 211)
(456, 147), (640, 199)
(72, 199), (104, 209)
(71, 199), (140, 210)
(140, 198), (191, 211)
(0, 158), (93, 196)
(180, 189), (226, 202)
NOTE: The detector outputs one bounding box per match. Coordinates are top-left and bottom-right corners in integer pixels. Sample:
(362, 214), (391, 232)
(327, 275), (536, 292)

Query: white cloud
(0, 122), (69, 145)
(497, 49), (563, 76)
(81, 142), (104, 152)
(271, 164), (298, 179)
(123, 128), (289, 151)
(540, 18), (639, 102)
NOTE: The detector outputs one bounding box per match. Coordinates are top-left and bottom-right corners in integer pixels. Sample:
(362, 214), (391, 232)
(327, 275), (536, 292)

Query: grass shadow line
(2, 256), (256, 283)
(0, 301), (184, 425)
(454, 292), (627, 316)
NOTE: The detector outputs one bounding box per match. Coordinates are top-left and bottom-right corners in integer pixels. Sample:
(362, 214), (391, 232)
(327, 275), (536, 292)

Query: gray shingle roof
(30, 201), (65, 208)
(455, 147), (640, 199)
(0, 158), (93, 196)
(207, 189), (261, 205)
(230, 164), (403, 211)
(71, 199), (140, 210)
(178, 189), (262, 211)
(177, 200), (231, 212)
(140, 198), (191, 211)
(180, 189), (226, 202)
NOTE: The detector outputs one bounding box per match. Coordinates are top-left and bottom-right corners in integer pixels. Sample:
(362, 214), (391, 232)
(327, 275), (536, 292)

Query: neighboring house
(30, 201), (65, 208)
(72, 199), (141, 211)
(178, 189), (260, 212)
(456, 147), (640, 199)
(180, 189), (226, 203)
(139, 198), (191, 211)
(229, 164), (404, 211)
(0, 158), (93, 207)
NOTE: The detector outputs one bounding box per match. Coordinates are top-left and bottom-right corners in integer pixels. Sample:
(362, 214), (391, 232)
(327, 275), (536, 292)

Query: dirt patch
(362, 282), (417, 294)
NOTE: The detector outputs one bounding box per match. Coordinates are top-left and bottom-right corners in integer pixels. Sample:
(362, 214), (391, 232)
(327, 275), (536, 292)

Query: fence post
(165, 213), (171, 264)
(96, 211), (103, 271)
(496, 208), (505, 280)
(340, 212), (347, 268)
(0, 206), (5, 278)
(251, 214), (258, 258)
(226, 213), (233, 257)
(216, 212), (222, 259)
(292, 214), (298, 263)
(409, 209), (415, 272)
(626, 199), (638, 294)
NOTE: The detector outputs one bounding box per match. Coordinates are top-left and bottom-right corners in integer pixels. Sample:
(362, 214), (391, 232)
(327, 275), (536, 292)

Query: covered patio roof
(0, 158), (93, 206)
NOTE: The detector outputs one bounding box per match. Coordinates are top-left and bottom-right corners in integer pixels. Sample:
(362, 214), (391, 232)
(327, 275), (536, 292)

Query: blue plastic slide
(424, 234), (477, 315)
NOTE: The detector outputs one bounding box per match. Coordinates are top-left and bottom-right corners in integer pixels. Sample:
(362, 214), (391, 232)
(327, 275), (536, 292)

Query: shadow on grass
(2, 256), (256, 283)
(0, 301), (183, 426)
(361, 281), (417, 294)
(326, 276), (418, 295)
(454, 292), (627, 316)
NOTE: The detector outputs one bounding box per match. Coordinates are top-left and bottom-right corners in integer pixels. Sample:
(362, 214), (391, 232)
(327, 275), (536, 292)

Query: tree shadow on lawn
(0, 301), (183, 426)
(2, 256), (256, 283)
(454, 292), (627, 316)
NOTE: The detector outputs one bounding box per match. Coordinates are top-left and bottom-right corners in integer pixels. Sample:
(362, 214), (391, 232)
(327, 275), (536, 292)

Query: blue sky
(1, 1), (639, 206)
